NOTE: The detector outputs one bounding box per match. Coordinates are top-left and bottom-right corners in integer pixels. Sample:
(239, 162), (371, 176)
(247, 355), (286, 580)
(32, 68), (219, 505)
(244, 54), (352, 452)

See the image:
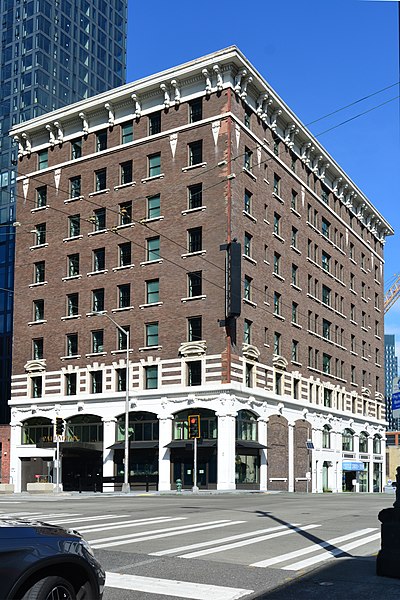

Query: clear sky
(126, 0), (400, 353)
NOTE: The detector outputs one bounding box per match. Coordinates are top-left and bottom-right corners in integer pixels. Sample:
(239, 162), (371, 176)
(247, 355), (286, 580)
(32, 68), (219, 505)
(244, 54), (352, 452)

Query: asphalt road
(1, 491), (400, 599)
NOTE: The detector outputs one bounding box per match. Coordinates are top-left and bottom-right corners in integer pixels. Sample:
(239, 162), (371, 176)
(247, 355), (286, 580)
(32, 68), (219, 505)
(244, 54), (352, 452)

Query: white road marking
(49, 514), (130, 525)
(105, 571), (253, 600)
(151, 524), (304, 557)
(179, 524), (321, 559)
(282, 532), (381, 570)
(1, 513), (81, 520)
(251, 527), (378, 568)
(91, 520), (246, 549)
(77, 516), (186, 533)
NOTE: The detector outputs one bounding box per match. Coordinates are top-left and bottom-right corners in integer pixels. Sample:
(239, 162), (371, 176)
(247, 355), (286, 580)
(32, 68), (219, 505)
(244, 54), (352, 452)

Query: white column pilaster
(102, 417), (116, 491)
(158, 414), (173, 491)
(368, 434), (374, 493)
(10, 422), (22, 492)
(258, 418), (268, 491)
(217, 411), (237, 490)
(288, 423), (294, 492)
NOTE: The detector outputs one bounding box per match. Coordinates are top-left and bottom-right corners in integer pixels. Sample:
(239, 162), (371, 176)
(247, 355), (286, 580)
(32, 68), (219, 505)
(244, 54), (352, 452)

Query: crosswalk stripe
(77, 516), (186, 533)
(105, 571), (253, 600)
(49, 514), (129, 525)
(282, 532), (381, 570)
(150, 523), (304, 557)
(1, 513), (81, 520)
(91, 520), (246, 549)
(179, 524), (321, 559)
(251, 527), (377, 568)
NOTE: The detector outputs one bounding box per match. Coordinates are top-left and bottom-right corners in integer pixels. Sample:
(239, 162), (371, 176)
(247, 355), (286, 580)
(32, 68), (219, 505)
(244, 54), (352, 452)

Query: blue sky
(126, 0), (400, 351)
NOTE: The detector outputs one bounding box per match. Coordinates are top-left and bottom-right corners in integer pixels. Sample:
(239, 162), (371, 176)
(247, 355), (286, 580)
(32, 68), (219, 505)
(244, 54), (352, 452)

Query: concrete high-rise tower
(0, 0), (128, 423)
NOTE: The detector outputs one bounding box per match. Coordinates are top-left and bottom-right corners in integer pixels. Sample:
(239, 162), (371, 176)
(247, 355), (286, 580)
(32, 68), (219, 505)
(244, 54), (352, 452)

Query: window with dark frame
(187, 361), (201, 386)
(35, 223), (46, 245)
(93, 208), (106, 231)
(67, 293), (79, 316)
(149, 112), (161, 135)
(188, 316), (202, 342)
(68, 253), (80, 277)
(119, 242), (131, 267)
(32, 338), (43, 360)
(146, 279), (159, 304)
(189, 98), (202, 122)
(95, 168), (107, 191)
(68, 214), (80, 237)
(96, 130), (107, 152)
(188, 183), (202, 209)
(244, 189), (252, 214)
(93, 248), (105, 271)
(120, 160), (133, 184)
(66, 333), (78, 356)
(91, 371), (103, 394)
(65, 372), (77, 396)
(188, 271), (202, 297)
(92, 288), (104, 312)
(188, 227), (202, 253)
(146, 237), (160, 261)
(33, 299), (44, 321)
(118, 283), (130, 308)
(145, 366), (158, 389)
(148, 153), (161, 177)
(147, 194), (161, 219)
(121, 121), (133, 144)
(119, 201), (132, 225)
(70, 176), (81, 198)
(34, 261), (45, 283)
(145, 322), (159, 347)
(92, 329), (104, 353)
(188, 140), (203, 166)
(71, 139), (82, 160)
(31, 376), (43, 398)
(36, 186), (47, 208)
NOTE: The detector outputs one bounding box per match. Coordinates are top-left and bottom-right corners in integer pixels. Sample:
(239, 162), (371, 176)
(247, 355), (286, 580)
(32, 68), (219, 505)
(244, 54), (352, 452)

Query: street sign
(392, 377), (400, 418)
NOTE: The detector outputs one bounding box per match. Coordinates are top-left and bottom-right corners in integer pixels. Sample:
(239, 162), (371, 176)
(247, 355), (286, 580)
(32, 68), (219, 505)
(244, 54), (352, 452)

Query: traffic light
(188, 415), (200, 439)
(55, 417), (64, 436)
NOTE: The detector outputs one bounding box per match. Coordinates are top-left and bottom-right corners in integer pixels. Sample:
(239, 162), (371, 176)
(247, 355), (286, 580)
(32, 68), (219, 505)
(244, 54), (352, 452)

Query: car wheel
(21, 576), (76, 600)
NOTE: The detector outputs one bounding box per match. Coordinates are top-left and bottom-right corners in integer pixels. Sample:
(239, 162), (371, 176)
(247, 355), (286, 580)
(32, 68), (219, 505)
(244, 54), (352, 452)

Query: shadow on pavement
(249, 556), (400, 599)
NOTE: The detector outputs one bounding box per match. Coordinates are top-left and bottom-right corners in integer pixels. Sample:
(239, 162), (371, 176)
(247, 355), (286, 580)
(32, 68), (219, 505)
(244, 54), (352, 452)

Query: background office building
(9, 47), (392, 494)
(0, 0), (127, 424)
(385, 334), (399, 430)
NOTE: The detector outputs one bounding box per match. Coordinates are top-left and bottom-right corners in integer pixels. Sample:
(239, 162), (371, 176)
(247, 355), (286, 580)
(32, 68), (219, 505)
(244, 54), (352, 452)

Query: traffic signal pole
(55, 437), (60, 494)
(192, 436), (199, 494)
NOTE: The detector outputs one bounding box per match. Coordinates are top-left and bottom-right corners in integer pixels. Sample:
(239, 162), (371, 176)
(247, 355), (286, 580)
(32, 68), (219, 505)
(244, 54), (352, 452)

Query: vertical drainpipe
(225, 88), (232, 384)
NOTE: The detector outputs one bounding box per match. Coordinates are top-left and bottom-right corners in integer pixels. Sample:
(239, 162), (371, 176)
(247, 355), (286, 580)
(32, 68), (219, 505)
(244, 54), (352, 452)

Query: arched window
(173, 409), (217, 440)
(322, 425), (331, 449)
(236, 410), (258, 441)
(359, 431), (369, 453)
(373, 435), (382, 454)
(117, 411), (159, 442)
(22, 417), (52, 445)
(65, 414), (103, 443)
(342, 428), (354, 452)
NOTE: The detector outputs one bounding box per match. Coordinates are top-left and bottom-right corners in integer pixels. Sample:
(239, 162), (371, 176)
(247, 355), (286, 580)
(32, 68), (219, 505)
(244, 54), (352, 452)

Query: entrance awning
(236, 440), (268, 449)
(164, 440), (217, 449)
(342, 461), (365, 471)
(107, 441), (159, 450)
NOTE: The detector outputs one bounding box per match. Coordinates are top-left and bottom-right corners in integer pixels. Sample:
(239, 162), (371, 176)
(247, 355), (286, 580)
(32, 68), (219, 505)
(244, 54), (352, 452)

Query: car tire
(21, 576), (76, 600)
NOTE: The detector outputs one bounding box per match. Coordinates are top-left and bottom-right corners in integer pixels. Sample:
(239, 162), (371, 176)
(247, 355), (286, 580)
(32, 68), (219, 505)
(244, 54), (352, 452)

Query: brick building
(9, 47), (392, 493)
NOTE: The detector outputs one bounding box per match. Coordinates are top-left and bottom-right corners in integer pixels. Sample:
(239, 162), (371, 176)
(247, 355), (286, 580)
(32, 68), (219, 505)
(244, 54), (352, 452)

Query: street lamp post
(93, 311), (130, 493)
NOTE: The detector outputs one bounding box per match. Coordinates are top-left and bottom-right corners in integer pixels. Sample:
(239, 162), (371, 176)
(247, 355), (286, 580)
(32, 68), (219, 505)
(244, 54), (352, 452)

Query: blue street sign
(392, 391), (400, 416)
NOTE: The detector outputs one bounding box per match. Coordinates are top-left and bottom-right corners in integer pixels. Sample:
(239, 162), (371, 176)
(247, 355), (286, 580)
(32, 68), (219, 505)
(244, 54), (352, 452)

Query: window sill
(29, 281), (48, 288)
(291, 284), (302, 292)
(64, 195), (84, 204)
(141, 173), (165, 184)
(273, 314), (285, 321)
(62, 275), (82, 281)
(242, 167), (257, 181)
(111, 306), (134, 313)
(30, 243), (49, 251)
(181, 206), (207, 216)
(290, 208), (301, 218)
(139, 302), (163, 309)
(87, 269), (108, 277)
(111, 349), (133, 355)
(28, 320), (47, 326)
(243, 254), (257, 265)
(63, 235), (83, 243)
(243, 298), (257, 308)
(88, 229), (108, 237)
(114, 181), (136, 191)
(140, 259), (163, 267)
(88, 189), (110, 197)
(243, 210), (257, 223)
(60, 354), (81, 360)
(139, 345), (162, 352)
(272, 272), (285, 282)
(112, 264), (135, 272)
(272, 232), (285, 243)
(141, 216), (165, 224)
(113, 223), (134, 231)
(181, 295), (206, 303)
(181, 250), (206, 259)
(61, 314), (81, 321)
(31, 205), (50, 213)
(290, 245), (301, 255)
(292, 322), (302, 329)
(85, 352), (107, 358)
(272, 192), (284, 204)
(182, 162), (207, 172)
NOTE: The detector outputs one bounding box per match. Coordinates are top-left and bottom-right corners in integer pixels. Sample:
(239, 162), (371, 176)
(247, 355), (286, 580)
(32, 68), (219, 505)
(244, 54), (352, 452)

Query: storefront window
(322, 425), (331, 449)
(22, 417), (53, 444)
(342, 428), (354, 452)
(359, 432), (369, 453)
(373, 462), (382, 492)
(117, 411), (159, 442)
(236, 410), (258, 441)
(373, 435), (382, 454)
(173, 409), (217, 440)
(235, 454), (259, 484)
(359, 463), (369, 492)
(65, 414), (103, 443)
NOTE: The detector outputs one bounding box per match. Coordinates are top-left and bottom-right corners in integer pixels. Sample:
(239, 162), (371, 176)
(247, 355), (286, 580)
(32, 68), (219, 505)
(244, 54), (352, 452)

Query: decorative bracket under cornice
(272, 354), (288, 370)
(178, 340), (207, 357)
(24, 359), (46, 373)
(131, 93), (141, 118)
(242, 343), (260, 361)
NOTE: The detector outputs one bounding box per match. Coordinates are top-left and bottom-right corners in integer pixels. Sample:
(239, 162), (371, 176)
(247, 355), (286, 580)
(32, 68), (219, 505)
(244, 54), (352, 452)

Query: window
(117, 326), (129, 351)
(324, 388), (332, 407)
(68, 214), (80, 237)
(145, 322), (159, 347)
(188, 227), (202, 253)
(33, 338), (43, 360)
(91, 371), (103, 394)
(149, 112), (161, 135)
(244, 147), (252, 171)
(361, 281), (366, 300)
(244, 108), (251, 128)
(34, 261), (45, 283)
(38, 149), (48, 169)
(244, 319), (252, 344)
(274, 332), (281, 355)
(292, 264), (298, 286)
(322, 353), (331, 374)
(146, 237), (160, 261)
(145, 365), (158, 389)
(121, 121), (133, 144)
(321, 218), (330, 238)
(275, 372), (282, 394)
(65, 372), (77, 396)
(93, 208), (106, 231)
(273, 136), (279, 156)
(71, 139), (82, 160)
(119, 242), (131, 267)
(188, 316), (202, 341)
(273, 252), (281, 275)
(95, 168), (107, 191)
(188, 140), (203, 166)
(36, 186), (47, 208)
(244, 189), (252, 214)
(273, 292), (281, 315)
(273, 212), (281, 236)
(31, 376), (43, 398)
(91, 330), (104, 353)
(146, 279), (159, 304)
(147, 194), (161, 219)
(116, 368), (127, 392)
(67, 293), (79, 316)
(322, 319), (331, 340)
(373, 435), (381, 454)
(188, 183), (202, 209)
(188, 271), (202, 297)
(322, 425), (331, 449)
(33, 299), (44, 321)
(188, 361), (202, 386)
(273, 173), (281, 196)
(96, 130), (107, 151)
(35, 223), (46, 245)
(189, 98), (202, 122)
(148, 153), (161, 177)
(70, 176), (81, 198)
(322, 284), (331, 306)
(350, 303), (356, 321)
(244, 276), (252, 301)
(291, 227), (298, 248)
(66, 333), (78, 356)
(321, 187), (329, 204)
(291, 190), (298, 210)
(92, 288), (104, 312)
(292, 340), (299, 362)
(321, 250), (330, 272)
(350, 273), (355, 292)
(68, 254), (79, 277)
(120, 160), (133, 184)
(349, 242), (355, 260)
(93, 248), (105, 271)
(342, 429), (354, 452)
(244, 232), (252, 257)
(119, 201), (132, 225)
(118, 284), (130, 308)
(292, 302), (298, 324)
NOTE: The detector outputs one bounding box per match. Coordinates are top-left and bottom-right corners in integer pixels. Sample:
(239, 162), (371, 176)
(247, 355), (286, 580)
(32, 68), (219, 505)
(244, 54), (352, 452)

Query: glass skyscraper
(384, 334), (399, 430)
(0, 0), (127, 423)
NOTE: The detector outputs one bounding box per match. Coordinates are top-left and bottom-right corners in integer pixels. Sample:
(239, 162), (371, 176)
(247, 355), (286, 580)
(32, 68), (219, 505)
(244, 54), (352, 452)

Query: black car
(0, 519), (105, 600)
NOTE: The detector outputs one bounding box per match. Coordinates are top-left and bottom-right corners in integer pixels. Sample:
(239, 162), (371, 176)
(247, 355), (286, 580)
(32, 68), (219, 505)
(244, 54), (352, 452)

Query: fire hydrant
(176, 479), (182, 493)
